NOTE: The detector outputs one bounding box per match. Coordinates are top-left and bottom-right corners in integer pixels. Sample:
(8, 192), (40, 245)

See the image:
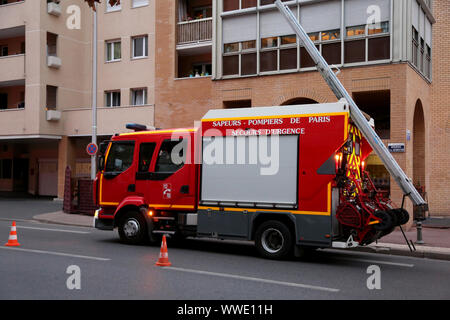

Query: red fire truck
(93, 99), (408, 259)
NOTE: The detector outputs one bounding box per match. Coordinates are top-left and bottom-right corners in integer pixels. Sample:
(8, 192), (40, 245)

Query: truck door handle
(128, 184), (136, 192)
(103, 172), (120, 180)
(180, 185), (189, 194)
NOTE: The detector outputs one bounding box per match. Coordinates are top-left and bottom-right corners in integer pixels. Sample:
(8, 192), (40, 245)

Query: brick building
(0, 0), (448, 216)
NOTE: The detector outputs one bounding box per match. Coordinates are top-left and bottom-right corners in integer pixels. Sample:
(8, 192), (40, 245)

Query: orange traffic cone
(5, 221), (20, 247)
(155, 235), (171, 267)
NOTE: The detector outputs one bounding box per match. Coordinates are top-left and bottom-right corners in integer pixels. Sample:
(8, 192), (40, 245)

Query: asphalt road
(0, 196), (61, 221)
(1, 214), (450, 300)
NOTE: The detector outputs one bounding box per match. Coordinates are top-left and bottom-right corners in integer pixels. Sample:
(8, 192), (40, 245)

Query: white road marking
(0, 246), (110, 261)
(16, 225), (90, 234)
(339, 257), (414, 268)
(163, 266), (340, 293)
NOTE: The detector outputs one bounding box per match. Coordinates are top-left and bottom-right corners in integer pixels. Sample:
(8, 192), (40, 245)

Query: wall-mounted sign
(388, 143), (405, 153)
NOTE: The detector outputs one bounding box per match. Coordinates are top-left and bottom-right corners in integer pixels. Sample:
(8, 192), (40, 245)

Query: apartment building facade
(156, 0), (447, 216)
(0, 0), (447, 216)
(0, 0), (155, 197)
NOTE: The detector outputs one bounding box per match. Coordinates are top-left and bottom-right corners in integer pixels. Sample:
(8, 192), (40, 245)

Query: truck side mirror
(98, 155), (105, 172)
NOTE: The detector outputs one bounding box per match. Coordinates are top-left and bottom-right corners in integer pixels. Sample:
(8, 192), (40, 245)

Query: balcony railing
(177, 18), (212, 45)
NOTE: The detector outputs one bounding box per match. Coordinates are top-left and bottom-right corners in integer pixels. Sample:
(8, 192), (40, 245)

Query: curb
(350, 243), (450, 261)
(33, 212), (93, 228)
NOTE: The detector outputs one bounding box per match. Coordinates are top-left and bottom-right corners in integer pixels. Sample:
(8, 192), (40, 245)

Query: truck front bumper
(93, 209), (114, 230)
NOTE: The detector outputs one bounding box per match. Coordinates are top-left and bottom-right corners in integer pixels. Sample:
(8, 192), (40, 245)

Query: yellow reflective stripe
(120, 129), (196, 137)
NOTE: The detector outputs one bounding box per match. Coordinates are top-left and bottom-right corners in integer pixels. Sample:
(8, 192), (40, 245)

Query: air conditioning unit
(47, 2), (61, 17)
(47, 55), (62, 69)
(46, 109), (61, 121)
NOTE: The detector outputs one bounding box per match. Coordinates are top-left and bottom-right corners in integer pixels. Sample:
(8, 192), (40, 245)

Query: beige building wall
(0, 0), (156, 198)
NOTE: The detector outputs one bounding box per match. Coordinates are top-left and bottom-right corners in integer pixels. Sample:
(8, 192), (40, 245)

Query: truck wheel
(255, 220), (293, 260)
(118, 211), (147, 245)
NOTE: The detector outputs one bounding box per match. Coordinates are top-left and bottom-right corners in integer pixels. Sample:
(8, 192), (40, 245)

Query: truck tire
(118, 211), (148, 245)
(255, 220), (293, 260)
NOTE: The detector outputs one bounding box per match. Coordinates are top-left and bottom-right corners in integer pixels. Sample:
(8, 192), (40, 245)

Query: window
(321, 29), (340, 41)
(223, 40), (257, 76)
(261, 37), (278, 49)
(368, 37), (390, 61)
(106, 0), (121, 12)
(105, 91), (121, 107)
(19, 91), (25, 109)
(46, 85), (57, 110)
(345, 22), (390, 64)
(242, 0), (257, 9)
(105, 142), (135, 173)
(0, 45), (8, 57)
(368, 22), (390, 35)
(345, 40), (365, 63)
(425, 45), (431, 79)
(47, 32), (58, 57)
(132, 36), (148, 59)
(347, 25), (365, 38)
(223, 0), (239, 12)
(412, 27), (419, 67)
(223, 0), (261, 11)
(223, 55), (239, 76)
(260, 35), (297, 73)
(224, 43), (239, 53)
(322, 42), (341, 65)
(131, 88), (147, 106)
(193, 6), (212, 19)
(0, 93), (7, 110)
(132, 0), (148, 8)
(241, 53), (257, 75)
(300, 30), (340, 68)
(260, 50), (277, 72)
(155, 139), (186, 173)
(0, 159), (12, 179)
(138, 143), (156, 172)
(106, 40), (121, 62)
(192, 63), (212, 77)
(260, 0), (289, 5)
(419, 38), (425, 72)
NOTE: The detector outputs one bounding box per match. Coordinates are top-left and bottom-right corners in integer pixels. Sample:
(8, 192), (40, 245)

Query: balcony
(0, 1), (25, 30)
(177, 18), (213, 46)
(62, 105), (155, 136)
(0, 54), (25, 82)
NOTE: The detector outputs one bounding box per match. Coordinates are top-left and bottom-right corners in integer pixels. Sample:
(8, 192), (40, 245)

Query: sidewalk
(33, 211), (93, 228)
(33, 211), (450, 261)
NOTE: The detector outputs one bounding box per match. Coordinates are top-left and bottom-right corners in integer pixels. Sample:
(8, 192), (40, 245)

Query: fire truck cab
(94, 100), (407, 259)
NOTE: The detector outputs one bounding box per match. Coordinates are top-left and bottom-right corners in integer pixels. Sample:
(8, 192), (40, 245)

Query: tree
(85, 0), (121, 11)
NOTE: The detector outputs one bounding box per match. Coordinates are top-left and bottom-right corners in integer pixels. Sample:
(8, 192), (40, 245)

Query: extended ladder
(275, 0), (427, 211)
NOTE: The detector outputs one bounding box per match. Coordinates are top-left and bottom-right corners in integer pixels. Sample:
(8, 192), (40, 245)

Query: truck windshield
(105, 141), (135, 173)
